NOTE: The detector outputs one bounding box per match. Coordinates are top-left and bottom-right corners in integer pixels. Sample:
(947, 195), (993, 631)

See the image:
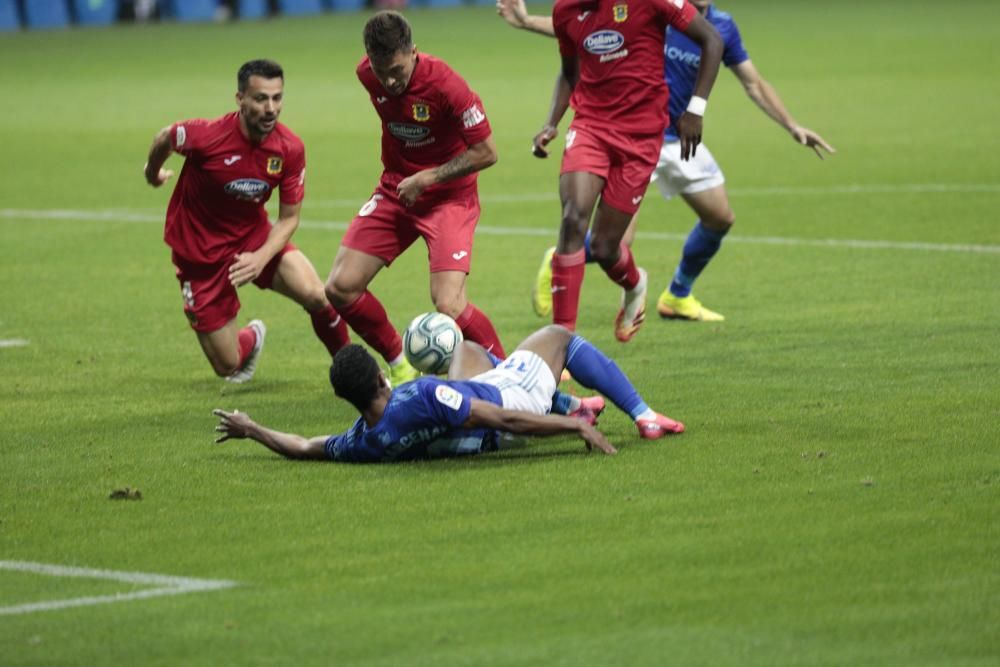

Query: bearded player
(144, 59), (349, 383)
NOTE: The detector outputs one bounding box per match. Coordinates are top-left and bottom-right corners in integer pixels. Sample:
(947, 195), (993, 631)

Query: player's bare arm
(464, 399), (617, 455)
(213, 409), (329, 460)
(228, 201), (302, 287)
(396, 136), (498, 207)
(143, 125), (175, 187)
(731, 60), (836, 160)
(532, 72), (572, 158)
(496, 0), (555, 36)
(674, 11), (724, 160)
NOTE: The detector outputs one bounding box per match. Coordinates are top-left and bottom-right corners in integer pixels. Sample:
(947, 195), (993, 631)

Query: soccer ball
(403, 312), (463, 375)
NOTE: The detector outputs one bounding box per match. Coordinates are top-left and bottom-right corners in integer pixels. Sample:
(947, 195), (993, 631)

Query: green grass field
(2, 1), (998, 664)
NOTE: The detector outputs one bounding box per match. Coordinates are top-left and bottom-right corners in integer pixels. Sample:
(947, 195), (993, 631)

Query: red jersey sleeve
(441, 73), (492, 146)
(279, 139), (306, 206)
(657, 0), (698, 31)
(170, 118), (213, 158)
(552, 5), (575, 57)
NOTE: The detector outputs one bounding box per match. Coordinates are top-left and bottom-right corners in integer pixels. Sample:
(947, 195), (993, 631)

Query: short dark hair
(237, 59), (284, 93)
(363, 11), (413, 61)
(330, 344), (382, 413)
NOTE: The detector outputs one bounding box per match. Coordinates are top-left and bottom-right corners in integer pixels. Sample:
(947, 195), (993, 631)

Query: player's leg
(268, 248), (350, 357)
(429, 270), (505, 358)
(532, 212), (639, 319)
(448, 340), (496, 380)
(655, 142), (731, 322)
(325, 189), (418, 382)
(196, 319), (253, 378)
(552, 171), (604, 330)
(420, 194), (506, 358)
(175, 257), (264, 381)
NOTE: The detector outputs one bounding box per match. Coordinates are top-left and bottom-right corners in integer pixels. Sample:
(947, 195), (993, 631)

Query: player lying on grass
(213, 325), (684, 462)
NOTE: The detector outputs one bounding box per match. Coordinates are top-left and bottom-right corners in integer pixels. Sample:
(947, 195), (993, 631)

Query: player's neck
(362, 392), (390, 427)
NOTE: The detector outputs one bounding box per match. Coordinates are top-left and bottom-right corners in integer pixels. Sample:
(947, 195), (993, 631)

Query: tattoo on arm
(432, 151), (475, 183)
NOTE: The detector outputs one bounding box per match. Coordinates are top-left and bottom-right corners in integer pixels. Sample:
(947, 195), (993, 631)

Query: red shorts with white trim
(172, 243), (296, 333)
(342, 183), (480, 274)
(559, 123), (662, 215)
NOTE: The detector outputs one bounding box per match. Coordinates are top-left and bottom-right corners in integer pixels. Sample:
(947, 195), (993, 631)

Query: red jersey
(356, 53), (492, 199)
(553, 0), (697, 136)
(164, 112), (306, 265)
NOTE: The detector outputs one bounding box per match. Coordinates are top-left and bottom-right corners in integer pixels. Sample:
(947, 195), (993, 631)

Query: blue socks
(670, 221), (727, 298)
(565, 335), (649, 420)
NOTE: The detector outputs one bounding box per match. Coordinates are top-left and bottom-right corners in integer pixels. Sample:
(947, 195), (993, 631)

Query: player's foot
(636, 412), (685, 439)
(387, 357), (419, 388)
(227, 320), (266, 384)
(657, 290), (724, 322)
(568, 395), (606, 426)
(532, 246), (556, 317)
(614, 268), (647, 343)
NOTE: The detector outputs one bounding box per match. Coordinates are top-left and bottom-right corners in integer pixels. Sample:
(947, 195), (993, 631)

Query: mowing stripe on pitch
(0, 339), (29, 348)
(0, 560), (237, 616)
(1, 207), (998, 255)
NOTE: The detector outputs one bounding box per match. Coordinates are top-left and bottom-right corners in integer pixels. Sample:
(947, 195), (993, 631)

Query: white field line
(0, 339), (29, 348)
(2, 206), (999, 255)
(0, 560), (236, 616)
(307, 182), (1000, 207)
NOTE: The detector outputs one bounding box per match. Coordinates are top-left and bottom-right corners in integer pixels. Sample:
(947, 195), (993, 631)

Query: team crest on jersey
(412, 103), (431, 122)
(266, 157), (283, 176)
(612, 3), (627, 22)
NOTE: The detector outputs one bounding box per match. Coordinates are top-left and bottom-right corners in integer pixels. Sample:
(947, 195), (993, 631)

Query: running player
(144, 59), (349, 383)
(528, 0), (722, 342)
(498, 0), (836, 322)
(324, 11), (506, 388)
(212, 324), (685, 462)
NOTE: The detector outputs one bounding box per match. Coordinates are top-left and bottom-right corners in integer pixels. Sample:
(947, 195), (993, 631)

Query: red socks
(551, 249), (586, 331)
(339, 291), (403, 362)
(309, 304), (350, 357)
(455, 303), (505, 358)
(236, 326), (257, 367)
(603, 243), (640, 290)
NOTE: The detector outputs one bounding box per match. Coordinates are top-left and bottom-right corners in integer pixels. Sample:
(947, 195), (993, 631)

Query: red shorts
(172, 243), (297, 333)
(341, 183), (480, 274)
(559, 122), (662, 215)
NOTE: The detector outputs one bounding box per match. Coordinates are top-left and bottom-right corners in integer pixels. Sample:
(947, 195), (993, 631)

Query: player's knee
(432, 296), (465, 320)
(588, 236), (619, 264)
(704, 210), (735, 231)
(324, 276), (355, 308)
(210, 357), (240, 378)
(301, 288), (329, 312)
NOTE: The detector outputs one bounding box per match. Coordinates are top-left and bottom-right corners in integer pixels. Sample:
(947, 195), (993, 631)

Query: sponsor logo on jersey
(435, 384), (463, 411)
(452, 250), (468, 261)
(412, 103), (431, 122)
(223, 155), (242, 166)
(600, 49), (629, 63)
(388, 123), (431, 141)
(667, 46), (701, 66)
(612, 3), (628, 22)
(224, 178), (271, 200)
(583, 30), (625, 55)
(462, 104), (486, 129)
(266, 157), (283, 176)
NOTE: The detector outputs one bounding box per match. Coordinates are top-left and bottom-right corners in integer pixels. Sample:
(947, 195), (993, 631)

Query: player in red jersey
(533, 0), (723, 342)
(144, 59), (350, 383)
(324, 11), (506, 387)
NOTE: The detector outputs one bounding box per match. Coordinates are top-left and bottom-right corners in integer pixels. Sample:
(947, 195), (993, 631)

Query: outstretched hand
(213, 408), (255, 443)
(496, 0), (530, 28)
(580, 423), (617, 455)
(791, 126), (836, 160)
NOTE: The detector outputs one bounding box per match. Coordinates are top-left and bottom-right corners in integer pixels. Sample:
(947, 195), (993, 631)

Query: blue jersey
(664, 5), (749, 139)
(324, 377), (503, 463)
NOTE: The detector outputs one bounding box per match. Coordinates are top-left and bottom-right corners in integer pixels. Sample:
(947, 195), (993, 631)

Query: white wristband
(686, 96), (707, 117)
